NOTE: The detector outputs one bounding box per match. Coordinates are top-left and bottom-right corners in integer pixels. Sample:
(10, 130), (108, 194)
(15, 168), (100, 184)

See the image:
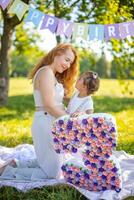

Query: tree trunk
(0, 0), (30, 106)
(0, 16), (13, 106)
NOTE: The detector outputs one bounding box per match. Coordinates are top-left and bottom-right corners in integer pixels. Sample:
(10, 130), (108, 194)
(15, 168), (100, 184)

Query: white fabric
(0, 144), (134, 200)
(33, 66), (64, 107)
(32, 68), (65, 178)
(67, 91), (93, 114)
(31, 111), (63, 179)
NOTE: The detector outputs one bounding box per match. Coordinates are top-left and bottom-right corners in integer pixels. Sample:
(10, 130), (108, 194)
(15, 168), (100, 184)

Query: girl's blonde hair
(29, 43), (79, 97)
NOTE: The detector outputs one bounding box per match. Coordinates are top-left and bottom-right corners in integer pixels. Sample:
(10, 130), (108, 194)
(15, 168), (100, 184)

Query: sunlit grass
(9, 78), (134, 98)
(0, 78), (134, 200)
(9, 77), (33, 96)
(97, 79), (134, 98)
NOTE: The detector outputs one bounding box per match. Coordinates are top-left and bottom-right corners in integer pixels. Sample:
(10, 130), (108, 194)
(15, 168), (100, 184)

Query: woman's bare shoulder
(40, 66), (53, 74)
(39, 66), (55, 83)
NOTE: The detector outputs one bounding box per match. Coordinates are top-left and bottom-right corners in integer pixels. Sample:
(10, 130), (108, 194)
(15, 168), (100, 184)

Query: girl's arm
(84, 98), (94, 114)
(39, 68), (67, 118)
(70, 109), (93, 117)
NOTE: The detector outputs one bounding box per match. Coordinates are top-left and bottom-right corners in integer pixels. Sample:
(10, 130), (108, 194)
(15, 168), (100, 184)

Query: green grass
(0, 78), (134, 200)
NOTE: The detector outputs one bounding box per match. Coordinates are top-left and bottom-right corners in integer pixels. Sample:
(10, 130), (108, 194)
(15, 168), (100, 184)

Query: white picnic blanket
(0, 144), (134, 200)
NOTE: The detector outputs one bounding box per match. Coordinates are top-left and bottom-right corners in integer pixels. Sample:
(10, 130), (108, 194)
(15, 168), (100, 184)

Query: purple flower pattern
(51, 115), (121, 192)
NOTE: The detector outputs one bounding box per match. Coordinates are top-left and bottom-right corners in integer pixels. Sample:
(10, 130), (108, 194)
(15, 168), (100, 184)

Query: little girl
(67, 71), (100, 116)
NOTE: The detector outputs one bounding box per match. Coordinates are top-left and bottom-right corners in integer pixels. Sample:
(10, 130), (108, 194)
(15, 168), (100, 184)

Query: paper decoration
(40, 14), (58, 33)
(8, 0), (28, 20)
(105, 24), (120, 41)
(72, 23), (89, 40)
(56, 19), (73, 38)
(119, 21), (134, 39)
(24, 7), (44, 27)
(89, 24), (104, 41)
(52, 113), (122, 192)
(0, 0), (11, 10)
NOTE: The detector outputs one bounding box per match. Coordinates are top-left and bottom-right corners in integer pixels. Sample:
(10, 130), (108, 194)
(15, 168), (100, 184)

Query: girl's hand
(70, 111), (85, 117)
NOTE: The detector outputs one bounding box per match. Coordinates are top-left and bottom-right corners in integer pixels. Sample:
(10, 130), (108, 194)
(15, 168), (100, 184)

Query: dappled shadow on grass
(0, 185), (87, 200)
(1, 95), (134, 121)
(0, 185), (134, 200)
(7, 94), (34, 112)
(117, 141), (134, 155)
(0, 94), (34, 121)
(94, 96), (134, 113)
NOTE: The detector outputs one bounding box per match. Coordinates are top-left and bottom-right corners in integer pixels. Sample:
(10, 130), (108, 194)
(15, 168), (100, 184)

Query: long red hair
(29, 43), (79, 97)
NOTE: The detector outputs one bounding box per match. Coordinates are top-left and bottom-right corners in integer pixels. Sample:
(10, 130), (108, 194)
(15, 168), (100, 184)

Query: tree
(0, 0), (30, 106)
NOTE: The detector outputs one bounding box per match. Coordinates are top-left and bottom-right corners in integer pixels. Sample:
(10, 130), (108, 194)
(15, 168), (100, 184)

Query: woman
(29, 43), (79, 179)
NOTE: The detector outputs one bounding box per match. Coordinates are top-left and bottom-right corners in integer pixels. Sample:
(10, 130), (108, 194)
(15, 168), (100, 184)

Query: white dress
(0, 66), (65, 181)
(31, 66), (64, 179)
(67, 91), (93, 114)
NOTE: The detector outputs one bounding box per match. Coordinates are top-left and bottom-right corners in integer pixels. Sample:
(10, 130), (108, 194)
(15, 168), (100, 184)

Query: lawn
(0, 78), (134, 200)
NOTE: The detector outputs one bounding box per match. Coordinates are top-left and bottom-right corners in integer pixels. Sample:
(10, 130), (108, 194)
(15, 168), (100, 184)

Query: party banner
(72, 23), (89, 40)
(24, 7), (44, 27)
(1, 0), (134, 42)
(40, 14), (58, 33)
(0, 0), (11, 10)
(8, 0), (28, 20)
(89, 24), (104, 41)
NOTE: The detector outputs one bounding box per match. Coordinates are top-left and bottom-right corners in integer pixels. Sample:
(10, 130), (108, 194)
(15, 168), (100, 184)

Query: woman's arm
(39, 68), (67, 118)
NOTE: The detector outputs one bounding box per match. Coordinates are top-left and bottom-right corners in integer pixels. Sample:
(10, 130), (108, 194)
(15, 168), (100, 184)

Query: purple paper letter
(105, 24), (120, 41)
(0, 0), (11, 10)
(40, 14), (58, 33)
(119, 21), (134, 39)
(57, 19), (73, 38)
